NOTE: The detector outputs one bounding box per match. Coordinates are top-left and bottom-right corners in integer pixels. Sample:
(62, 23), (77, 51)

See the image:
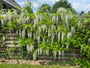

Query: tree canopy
(52, 0), (76, 14)
(38, 4), (51, 13)
(23, 0), (33, 13)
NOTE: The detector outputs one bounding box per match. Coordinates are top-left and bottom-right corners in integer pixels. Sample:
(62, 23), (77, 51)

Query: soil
(0, 59), (51, 65)
(0, 59), (80, 68)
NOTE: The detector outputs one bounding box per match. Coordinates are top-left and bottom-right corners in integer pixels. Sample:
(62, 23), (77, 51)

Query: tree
(23, 0), (33, 13)
(38, 4), (51, 13)
(52, 0), (76, 14)
(71, 8), (77, 14)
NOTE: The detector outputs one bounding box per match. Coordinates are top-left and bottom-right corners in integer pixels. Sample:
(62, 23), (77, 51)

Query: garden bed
(0, 59), (80, 68)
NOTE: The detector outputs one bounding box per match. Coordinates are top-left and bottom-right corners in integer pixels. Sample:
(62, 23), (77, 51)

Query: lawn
(0, 64), (78, 68)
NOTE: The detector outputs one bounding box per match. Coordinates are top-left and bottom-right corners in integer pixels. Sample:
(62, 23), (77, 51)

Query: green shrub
(65, 59), (76, 66)
(76, 58), (90, 68)
(59, 61), (66, 66)
(1, 59), (5, 62)
(50, 60), (57, 65)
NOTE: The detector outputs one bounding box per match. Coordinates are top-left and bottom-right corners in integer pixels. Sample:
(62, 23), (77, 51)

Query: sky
(15, 0), (90, 13)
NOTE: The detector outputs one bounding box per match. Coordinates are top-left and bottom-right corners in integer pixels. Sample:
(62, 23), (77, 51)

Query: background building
(0, 0), (20, 9)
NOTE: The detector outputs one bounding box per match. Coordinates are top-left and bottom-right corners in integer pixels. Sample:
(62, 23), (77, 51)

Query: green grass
(0, 64), (76, 68)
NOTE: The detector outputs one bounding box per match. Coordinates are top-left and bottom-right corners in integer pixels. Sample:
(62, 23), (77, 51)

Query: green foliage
(0, 50), (9, 59)
(38, 15), (55, 26)
(38, 4), (51, 13)
(76, 58), (90, 68)
(59, 61), (66, 66)
(0, 3), (3, 10)
(0, 3), (89, 67)
(15, 6), (21, 13)
(69, 13), (90, 67)
(65, 59), (76, 66)
(0, 19), (4, 46)
(8, 20), (18, 30)
(57, 25), (67, 32)
(71, 8), (77, 14)
(50, 60), (57, 65)
(52, 0), (76, 14)
(8, 47), (17, 52)
(1, 58), (5, 62)
(19, 38), (34, 46)
(69, 17), (79, 26)
(52, 0), (72, 13)
(23, 0), (33, 13)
